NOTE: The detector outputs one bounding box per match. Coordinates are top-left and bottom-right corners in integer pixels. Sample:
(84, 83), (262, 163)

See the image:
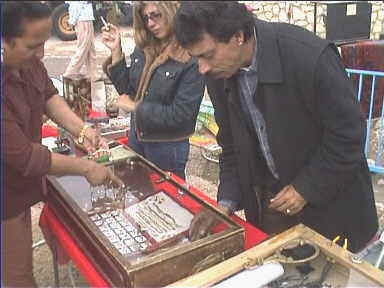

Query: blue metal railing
(346, 69), (384, 173)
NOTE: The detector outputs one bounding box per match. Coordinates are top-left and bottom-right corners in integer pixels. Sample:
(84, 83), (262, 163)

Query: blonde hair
(133, 1), (179, 52)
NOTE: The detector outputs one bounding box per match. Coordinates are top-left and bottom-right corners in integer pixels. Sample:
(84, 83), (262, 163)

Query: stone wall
(242, 1), (384, 40)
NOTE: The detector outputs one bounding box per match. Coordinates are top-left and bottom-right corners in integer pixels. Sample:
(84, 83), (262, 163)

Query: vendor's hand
(83, 127), (107, 154)
(113, 94), (136, 112)
(101, 23), (121, 53)
(85, 161), (124, 188)
(84, 130), (110, 161)
(88, 147), (111, 162)
(189, 205), (232, 241)
(269, 185), (307, 215)
(95, 136), (108, 150)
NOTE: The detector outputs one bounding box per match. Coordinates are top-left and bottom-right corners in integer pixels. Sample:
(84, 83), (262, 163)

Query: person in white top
(63, 1), (97, 80)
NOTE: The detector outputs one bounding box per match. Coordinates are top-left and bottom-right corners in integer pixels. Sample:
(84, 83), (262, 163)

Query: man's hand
(85, 161), (124, 188)
(269, 185), (307, 215)
(189, 205), (232, 241)
(83, 127), (108, 154)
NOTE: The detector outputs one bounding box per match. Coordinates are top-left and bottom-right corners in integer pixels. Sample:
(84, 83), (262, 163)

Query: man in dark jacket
(174, 1), (378, 253)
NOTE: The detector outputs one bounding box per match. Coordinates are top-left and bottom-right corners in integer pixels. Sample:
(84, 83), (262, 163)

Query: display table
(39, 125), (267, 287)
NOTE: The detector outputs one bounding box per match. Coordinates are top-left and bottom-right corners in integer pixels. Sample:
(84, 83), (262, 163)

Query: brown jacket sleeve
(40, 60), (59, 102)
(2, 59), (55, 177)
(3, 102), (52, 177)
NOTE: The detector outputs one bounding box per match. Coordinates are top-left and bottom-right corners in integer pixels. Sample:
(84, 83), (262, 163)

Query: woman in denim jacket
(102, 1), (204, 180)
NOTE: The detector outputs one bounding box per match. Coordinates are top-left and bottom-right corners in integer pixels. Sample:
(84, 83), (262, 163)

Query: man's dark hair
(1, 1), (52, 41)
(174, 1), (255, 48)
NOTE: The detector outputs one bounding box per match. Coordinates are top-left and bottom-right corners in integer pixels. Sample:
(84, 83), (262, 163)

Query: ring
(286, 209), (291, 214)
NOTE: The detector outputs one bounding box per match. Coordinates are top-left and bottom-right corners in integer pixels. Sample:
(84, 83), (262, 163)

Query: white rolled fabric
(213, 261), (284, 288)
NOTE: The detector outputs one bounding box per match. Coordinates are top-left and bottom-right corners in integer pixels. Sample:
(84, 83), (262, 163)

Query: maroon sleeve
(38, 60), (59, 102)
(2, 102), (52, 177)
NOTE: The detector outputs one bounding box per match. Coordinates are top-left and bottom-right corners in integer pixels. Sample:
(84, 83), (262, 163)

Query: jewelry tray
(46, 147), (244, 287)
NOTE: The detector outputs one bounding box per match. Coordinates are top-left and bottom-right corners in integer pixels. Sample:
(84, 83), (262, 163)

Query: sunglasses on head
(142, 11), (162, 24)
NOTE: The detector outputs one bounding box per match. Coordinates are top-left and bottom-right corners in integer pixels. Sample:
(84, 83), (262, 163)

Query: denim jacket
(107, 47), (205, 142)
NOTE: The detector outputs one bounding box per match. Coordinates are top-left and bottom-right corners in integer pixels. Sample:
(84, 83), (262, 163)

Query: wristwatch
(78, 125), (91, 144)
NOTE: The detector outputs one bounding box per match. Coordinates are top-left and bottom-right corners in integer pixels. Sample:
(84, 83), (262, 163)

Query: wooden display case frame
(170, 224), (384, 287)
(46, 149), (245, 288)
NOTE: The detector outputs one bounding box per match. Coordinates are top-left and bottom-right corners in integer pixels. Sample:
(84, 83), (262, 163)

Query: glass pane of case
(52, 156), (234, 263)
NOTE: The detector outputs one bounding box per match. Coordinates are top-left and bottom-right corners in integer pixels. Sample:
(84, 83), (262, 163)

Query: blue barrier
(346, 68), (384, 173)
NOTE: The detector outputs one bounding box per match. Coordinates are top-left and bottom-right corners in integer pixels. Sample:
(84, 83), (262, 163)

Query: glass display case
(46, 148), (244, 287)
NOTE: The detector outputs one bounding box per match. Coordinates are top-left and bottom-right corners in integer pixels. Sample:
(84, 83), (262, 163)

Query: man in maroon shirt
(1, 2), (123, 286)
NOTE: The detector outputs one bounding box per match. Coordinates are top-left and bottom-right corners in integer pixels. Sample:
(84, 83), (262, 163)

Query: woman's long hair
(133, 1), (179, 55)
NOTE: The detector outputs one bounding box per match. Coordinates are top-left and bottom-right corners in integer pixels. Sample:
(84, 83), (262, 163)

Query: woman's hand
(110, 94), (137, 112)
(101, 23), (122, 54)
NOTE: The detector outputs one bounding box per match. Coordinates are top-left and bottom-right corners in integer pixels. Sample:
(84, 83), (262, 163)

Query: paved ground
(30, 27), (384, 287)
